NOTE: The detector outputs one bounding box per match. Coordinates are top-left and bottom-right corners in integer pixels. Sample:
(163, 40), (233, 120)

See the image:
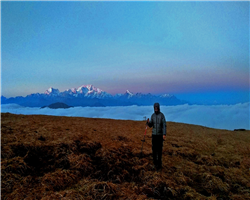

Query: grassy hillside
(1, 113), (250, 199)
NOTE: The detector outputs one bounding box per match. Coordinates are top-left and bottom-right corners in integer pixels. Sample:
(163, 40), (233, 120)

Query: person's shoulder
(160, 112), (166, 118)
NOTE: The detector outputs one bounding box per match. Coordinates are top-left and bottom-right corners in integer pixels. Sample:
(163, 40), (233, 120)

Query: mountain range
(1, 84), (188, 107)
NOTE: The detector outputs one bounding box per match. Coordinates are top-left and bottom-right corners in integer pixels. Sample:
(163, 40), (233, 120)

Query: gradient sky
(1, 1), (249, 104)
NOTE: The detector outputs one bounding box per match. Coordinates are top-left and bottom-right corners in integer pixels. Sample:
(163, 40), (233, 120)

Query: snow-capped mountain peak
(160, 94), (174, 98)
(84, 84), (94, 91)
(77, 85), (102, 93)
(76, 85), (89, 94)
(123, 90), (134, 99)
(74, 84), (112, 99)
(125, 90), (133, 95)
(64, 88), (77, 95)
(45, 87), (60, 95)
(70, 88), (77, 93)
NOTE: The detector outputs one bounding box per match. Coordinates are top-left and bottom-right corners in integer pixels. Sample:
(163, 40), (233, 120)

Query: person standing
(147, 103), (166, 170)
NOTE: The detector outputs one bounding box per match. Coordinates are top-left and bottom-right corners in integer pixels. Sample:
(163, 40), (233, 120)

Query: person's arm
(162, 114), (166, 140)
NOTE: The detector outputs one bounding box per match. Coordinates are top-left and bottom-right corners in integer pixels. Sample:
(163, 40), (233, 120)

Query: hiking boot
(157, 166), (162, 172)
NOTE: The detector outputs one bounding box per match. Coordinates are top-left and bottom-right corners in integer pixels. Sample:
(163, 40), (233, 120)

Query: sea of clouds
(1, 103), (249, 131)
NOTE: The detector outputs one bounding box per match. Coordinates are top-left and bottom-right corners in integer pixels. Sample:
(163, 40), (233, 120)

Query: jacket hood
(154, 102), (160, 114)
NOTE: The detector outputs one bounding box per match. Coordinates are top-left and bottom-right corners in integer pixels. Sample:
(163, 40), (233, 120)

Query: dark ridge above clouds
(41, 102), (71, 109)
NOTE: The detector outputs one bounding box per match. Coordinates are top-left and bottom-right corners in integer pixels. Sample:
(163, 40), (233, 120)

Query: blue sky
(1, 1), (249, 104)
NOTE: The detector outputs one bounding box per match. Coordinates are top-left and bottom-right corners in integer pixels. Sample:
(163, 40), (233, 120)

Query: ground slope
(1, 113), (250, 199)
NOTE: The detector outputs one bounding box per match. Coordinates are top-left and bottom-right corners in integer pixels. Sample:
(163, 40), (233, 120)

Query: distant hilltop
(1, 84), (188, 107)
(41, 102), (71, 109)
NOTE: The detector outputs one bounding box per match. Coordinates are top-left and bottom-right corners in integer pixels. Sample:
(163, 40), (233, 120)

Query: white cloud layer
(1, 103), (249, 131)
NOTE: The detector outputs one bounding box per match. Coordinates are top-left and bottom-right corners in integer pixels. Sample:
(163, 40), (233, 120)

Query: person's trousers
(152, 135), (163, 169)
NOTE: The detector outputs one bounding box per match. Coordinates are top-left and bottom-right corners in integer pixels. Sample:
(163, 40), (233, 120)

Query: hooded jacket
(148, 103), (167, 136)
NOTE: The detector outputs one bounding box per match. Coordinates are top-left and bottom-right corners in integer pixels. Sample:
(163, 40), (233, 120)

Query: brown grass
(1, 113), (250, 199)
